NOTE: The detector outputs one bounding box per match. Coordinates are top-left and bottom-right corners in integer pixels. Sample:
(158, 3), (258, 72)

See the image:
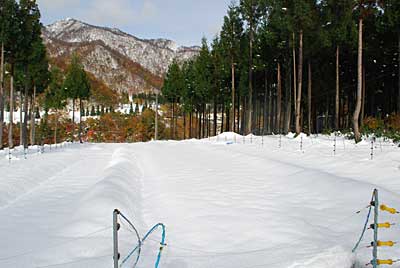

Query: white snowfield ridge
(0, 133), (399, 268)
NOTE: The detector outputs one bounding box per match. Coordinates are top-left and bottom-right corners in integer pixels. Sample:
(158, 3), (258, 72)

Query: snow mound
(216, 132), (243, 140)
(73, 147), (144, 230)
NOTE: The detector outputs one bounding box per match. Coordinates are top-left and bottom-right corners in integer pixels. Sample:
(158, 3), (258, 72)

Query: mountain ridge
(42, 18), (200, 95)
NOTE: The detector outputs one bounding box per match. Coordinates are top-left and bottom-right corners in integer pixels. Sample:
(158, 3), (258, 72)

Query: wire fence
(0, 140), (80, 163)
(110, 206), (368, 268)
(209, 133), (399, 160)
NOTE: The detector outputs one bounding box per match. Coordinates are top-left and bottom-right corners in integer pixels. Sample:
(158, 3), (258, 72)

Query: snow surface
(0, 134), (399, 268)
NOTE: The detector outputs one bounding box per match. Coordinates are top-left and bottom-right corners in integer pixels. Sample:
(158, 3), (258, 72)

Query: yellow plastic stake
(377, 222), (393, 229)
(377, 241), (396, 247)
(377, 259), (394, 265)
(380, 204), (398, 214)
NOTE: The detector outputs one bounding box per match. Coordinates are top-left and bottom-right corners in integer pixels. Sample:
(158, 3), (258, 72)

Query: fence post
(373, 189), (379, 268)
(333, 135), (337, 156)
(300, 136), (303, 152)
(279, 135), (282, 148)
(371, 139), (374, 160)
(113, 209), (120, 268)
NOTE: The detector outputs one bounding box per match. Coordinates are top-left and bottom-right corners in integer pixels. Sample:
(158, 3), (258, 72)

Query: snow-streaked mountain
(42, 18), (200, 94)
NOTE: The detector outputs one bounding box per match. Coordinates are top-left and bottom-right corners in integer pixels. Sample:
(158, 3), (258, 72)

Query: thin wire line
(144, 205), (362, 259)
(0, 226), (112, 262)
(35, 254), (111, 268)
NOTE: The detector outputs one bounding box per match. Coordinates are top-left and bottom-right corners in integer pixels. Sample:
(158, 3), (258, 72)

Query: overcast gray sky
(37, 0), (233, 46)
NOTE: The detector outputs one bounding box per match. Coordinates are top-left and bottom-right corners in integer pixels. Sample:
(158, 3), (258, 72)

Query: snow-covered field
(0, 134), (399, 268)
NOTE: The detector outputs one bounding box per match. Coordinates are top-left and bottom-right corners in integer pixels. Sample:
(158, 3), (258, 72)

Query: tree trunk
(72, 99), (75, 142)
(27, 95), (33, 145)
(198, 111), (202, 139)
(189, 110), (192, 139)
(268, 83), (272, 134)
(247, 19), (254, 134)
(30, 86), (36, 145)
(345, 96), (349, 129)
(205, 106), (208, 138)
(225, 104), (230, 133)
(23, 67), (29, 148)
(397, 32), (400, 113)
(79, 99), (82, 143)
(231, 61), (236, 132)
(285, 61), (292, 133)
(208, 106), (212, 137)
(183, 112), (186, 139)
(195, 111), (198, 139)
(176, 103), (179, 139)
(240, 97), (246, 134)
(361, 64), (366, 127)
(295, 30), (303, 134)
(257, 98), (262, 133)
(236, 92), (240, 133)
(19, 91), (23, 146)
(155, 93), (158, 140)
(171, 102), (175, 139)
(202, 104), (206, 138)
(353, 18), (363, 143)
(213, 97), (217, 136)
(277, 62), (282, 133)
(293, 32), (297, 121)
(0, 42), (4, 149)
(221, 103), (224, 134)
(272, 90), (276, 133)
(263, 70), (268, 135)
(335, 45), (340, 130)
(54, 112), (58, 146)
(308, 61), (312, 135)
(8, 73), (14, 148)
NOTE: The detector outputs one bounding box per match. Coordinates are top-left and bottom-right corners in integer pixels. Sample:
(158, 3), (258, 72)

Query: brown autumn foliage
(86, 73), (119, 106)
(385, 114), (400, 132)
(363, 116), (384, 131)
(85, 111), (167, 143)
(363, 114), (400, 134)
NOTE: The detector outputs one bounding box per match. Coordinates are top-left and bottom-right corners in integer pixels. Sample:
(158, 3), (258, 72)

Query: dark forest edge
(162, 0), (400, 143)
